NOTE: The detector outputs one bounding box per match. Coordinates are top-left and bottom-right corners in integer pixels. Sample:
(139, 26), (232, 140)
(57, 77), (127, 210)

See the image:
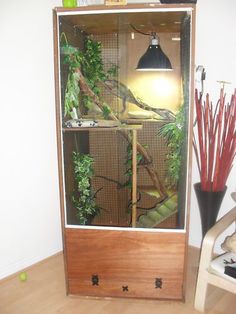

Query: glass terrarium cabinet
(53, 3), (195, 300)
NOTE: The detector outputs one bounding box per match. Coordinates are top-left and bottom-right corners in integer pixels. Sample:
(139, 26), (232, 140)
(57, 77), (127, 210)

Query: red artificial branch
(194, 88), (236, 192)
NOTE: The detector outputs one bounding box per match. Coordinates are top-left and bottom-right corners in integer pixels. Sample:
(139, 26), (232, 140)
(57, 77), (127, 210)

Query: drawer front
(65, 228), (186, 300)
(68, 277), (183, 299)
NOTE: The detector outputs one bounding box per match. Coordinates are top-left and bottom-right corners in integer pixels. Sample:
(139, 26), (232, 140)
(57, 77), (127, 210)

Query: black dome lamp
(136, 32), (173, 72)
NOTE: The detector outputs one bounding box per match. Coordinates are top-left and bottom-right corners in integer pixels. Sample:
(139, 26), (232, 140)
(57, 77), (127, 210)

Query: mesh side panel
(117, 132), (130, 226)
(93, 33), (120, 115)
(136, 121), (171, 212)
(60, 24), (181, 229)
(156, 213), (177, 229)
(90, 131), (129, 226)
(137, 121), (169, 187)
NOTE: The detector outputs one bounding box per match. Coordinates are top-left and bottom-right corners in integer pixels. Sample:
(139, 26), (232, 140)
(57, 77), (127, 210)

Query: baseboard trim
(0, 251), (63, 283)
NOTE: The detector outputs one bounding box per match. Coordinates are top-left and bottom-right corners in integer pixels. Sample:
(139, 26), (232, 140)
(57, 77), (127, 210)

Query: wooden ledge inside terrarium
(63, 122), (143, 132)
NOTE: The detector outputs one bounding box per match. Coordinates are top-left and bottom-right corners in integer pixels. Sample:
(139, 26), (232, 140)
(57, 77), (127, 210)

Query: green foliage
(158, 106), (185, 188)
(61, 35), (118, 117)
(107, 64), (118, 78)
(64, 72), (80, 117)
(62, 43), (84, 117)
(63, 48), (84, 70)
(83, 39), (106, 89)
(102, 104), (112, 120)
(72, 152), (99, 225)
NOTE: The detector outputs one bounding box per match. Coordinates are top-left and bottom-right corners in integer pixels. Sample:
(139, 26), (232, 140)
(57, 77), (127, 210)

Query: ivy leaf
(102, 104), (111, 120)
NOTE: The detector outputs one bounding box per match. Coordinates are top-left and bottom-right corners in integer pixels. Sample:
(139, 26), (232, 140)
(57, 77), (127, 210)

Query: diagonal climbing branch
(75, 67), (168, 201)
(75, 68), (119, 121)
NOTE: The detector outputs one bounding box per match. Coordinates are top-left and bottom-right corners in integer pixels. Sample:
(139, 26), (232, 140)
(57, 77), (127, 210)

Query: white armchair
(194, 205), (236, 312)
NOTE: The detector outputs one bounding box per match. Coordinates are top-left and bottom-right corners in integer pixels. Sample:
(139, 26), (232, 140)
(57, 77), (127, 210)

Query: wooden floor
(0, 247), (235, 314)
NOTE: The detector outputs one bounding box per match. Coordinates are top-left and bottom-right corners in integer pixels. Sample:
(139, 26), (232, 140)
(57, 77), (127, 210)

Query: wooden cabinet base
(65, 228), (186, 300)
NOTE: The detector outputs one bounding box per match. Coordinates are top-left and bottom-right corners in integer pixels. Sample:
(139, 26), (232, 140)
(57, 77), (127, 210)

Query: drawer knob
(91, 274), (99, 286)
(155, 278), (163, 289)
(122, 285), (129, 292)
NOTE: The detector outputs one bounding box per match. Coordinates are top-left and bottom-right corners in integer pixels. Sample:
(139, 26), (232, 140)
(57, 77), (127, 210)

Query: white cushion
(210, 252), (236, 283)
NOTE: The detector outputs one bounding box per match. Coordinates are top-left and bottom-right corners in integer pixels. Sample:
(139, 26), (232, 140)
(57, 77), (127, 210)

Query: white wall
(0, 0), (62, 279)
(189, 0), (236, 249)
(0, 0), (235, 279)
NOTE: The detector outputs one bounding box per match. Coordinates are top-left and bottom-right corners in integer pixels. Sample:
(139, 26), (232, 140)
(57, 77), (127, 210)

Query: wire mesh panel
(137, 120), (169, 186)
(89, 130), (130, 227)
(93, 33), (120, 116)
(58, 12), (190, 230)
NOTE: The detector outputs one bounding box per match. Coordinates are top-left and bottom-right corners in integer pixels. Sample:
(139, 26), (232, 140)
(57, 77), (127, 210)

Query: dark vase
(194, 183), (227, 238)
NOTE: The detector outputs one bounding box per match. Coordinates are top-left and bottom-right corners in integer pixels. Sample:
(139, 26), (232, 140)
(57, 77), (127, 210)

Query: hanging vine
(62, 35), (117, 118)
(72, 152), (100, 225)
(158, 105), (185, 188)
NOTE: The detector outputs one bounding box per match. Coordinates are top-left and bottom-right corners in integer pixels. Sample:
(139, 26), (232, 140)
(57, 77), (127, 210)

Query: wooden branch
(120, 130), (167, 201)
(143, 165), (167, 202)
(75, 67), (168, 200)
(95, 175), (124, 189)
(75, 68), (119, 121)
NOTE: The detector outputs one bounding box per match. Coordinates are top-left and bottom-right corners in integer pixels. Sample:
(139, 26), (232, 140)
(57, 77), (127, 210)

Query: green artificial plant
(72, 151), (99, 225)
(61, 34), (118, 118)
(158, 106), (185, 188)
(60, 33), (84, 117)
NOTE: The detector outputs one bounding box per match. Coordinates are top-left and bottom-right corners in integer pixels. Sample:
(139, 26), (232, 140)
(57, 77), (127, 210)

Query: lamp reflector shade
(136, 44), (172, 71)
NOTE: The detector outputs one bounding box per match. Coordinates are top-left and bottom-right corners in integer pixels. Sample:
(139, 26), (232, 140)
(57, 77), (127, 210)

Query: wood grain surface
(65, 228), (186, 299)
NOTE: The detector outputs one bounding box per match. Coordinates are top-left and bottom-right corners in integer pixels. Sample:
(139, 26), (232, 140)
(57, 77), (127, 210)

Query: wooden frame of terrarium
(53, 3), (196, 300)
